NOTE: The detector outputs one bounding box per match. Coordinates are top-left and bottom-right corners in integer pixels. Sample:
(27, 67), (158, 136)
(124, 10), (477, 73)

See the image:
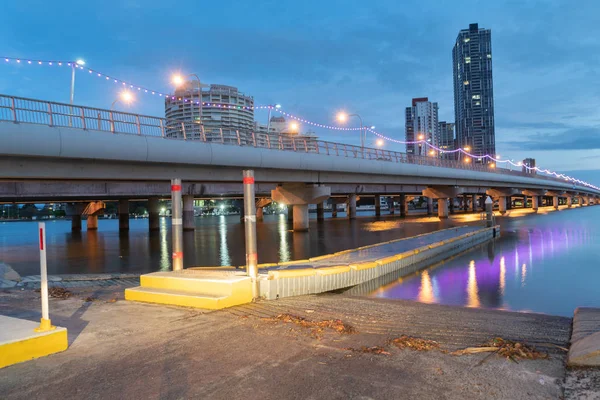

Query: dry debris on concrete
(261, 313), (357, 337)
(34, 287), (73, 299)
(391, 335), (441, 351)
(453, 337), (549, 362)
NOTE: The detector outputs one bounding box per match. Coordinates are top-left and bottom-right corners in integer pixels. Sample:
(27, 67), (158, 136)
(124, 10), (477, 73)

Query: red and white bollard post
(171, 178), (184, 271)
(243, 170), (259, 300)
(35, 222), (55, 332)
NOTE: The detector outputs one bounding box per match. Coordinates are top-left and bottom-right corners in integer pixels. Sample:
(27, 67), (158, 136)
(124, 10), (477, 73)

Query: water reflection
(466, 261), (480, 308)
(371, 207), (600, 317)
(1, 212), (459, 276)
(417, 271), (436, 304)
(218, 215), (231, 266)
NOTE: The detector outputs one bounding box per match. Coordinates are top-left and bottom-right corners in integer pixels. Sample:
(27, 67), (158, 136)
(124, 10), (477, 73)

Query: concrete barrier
(259, 226), (500, 300)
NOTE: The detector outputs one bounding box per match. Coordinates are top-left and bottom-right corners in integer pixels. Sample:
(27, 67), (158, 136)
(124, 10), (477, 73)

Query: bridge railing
(0, 94), (576, 187)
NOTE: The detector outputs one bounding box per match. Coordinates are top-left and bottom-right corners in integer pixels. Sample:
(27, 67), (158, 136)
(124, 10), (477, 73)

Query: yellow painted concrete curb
(0, 328), (68, 369)
(376, 255), (400, 265)
(316, 266), (351, 275)
(350, 261), (379, 271)
(268, 269), (316, 279)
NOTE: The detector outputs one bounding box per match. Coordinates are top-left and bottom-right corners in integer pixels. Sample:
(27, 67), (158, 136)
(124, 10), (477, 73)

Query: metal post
(243, 170), (259, 300)
(485, 196), (494, 227)
(80, 108), (86, 130)
(10, 97), (17, 122)
(181, 122), (187, 140)
(159, 119), (165, 137)
(69, 64), (75, 127)
(220, 128), (224, 143)
(48, 103), (54, 126)
(136, 115), (141, 135)
(109, 111), (115, 133)
(97, 112), (102, 131)
(35, 222), (55, 332)
(171, 179), (183, 271)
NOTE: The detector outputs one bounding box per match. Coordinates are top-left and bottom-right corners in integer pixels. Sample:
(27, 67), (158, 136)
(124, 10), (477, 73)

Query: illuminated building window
(487, 54), (492, 58)
(472, 95), (481, 99)
(465, 56), (471, 64)
(464, 38), (470, 43)
(464, 80), (469, 85)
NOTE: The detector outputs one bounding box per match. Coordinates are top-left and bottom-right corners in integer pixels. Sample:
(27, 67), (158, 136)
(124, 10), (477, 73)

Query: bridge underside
(0, 155), (575, 202)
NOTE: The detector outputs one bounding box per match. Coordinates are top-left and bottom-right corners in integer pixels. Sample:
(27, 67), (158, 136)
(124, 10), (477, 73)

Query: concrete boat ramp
(125, 225), (500, 309)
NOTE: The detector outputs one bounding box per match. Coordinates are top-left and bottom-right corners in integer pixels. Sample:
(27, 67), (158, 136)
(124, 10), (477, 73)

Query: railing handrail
(0, 93), (594, 192)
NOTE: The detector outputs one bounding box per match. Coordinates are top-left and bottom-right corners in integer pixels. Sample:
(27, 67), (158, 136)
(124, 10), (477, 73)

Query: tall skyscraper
(438, 121), (455, 159)
(452, 23), (495, 163)
(405, 97), (438, 156)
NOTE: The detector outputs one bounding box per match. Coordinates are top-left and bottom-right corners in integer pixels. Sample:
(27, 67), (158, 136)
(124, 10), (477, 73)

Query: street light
(417, 133), (425, 156)
(70, 59), (85, 105)
(376, 139), (384, 147)
(172, 73), (206, 134)
(337, 112), (365, 149)
(266, 104), (282, 134)
(111, 91), (134, 110)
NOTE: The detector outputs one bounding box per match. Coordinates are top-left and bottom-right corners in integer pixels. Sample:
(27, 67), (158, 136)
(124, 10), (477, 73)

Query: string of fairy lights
(2, 56), (598, 190)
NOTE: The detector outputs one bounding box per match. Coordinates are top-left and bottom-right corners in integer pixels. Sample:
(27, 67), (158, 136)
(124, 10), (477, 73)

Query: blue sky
(1, 0), (599, 183)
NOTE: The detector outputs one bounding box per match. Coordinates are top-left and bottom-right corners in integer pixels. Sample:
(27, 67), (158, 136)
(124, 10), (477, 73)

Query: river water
(370, 206), (600, 317)
(1, 207), (598, 317)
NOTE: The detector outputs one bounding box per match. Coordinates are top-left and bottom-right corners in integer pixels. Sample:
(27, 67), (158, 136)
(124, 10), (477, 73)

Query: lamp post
(417, 134), (425, 156)
(68, 59), (85, 127)
(265, 104), (282, 134)
(110, 91), (134, 110)
(337, 112), (365, 150)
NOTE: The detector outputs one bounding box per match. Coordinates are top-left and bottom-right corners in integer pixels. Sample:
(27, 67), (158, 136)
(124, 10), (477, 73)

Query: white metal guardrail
(0, 93), (583, 187)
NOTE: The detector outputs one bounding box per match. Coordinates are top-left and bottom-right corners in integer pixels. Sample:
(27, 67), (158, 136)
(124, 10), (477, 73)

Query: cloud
(504, 127), (600, 150)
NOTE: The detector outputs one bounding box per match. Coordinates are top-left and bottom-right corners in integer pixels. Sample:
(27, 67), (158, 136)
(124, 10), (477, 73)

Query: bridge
(0, 94), (598, 231)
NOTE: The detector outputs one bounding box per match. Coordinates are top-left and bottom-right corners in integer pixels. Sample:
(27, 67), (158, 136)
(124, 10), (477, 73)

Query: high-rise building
(438, 121), (455, 159)
(405, 97), (438, 156)
(522, 158), (536, 174)
(165, 83), (254, 143)
(452, 23), (495, 163)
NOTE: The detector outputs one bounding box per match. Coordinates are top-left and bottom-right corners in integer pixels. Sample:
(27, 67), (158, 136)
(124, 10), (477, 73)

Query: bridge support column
(399, 194), (407, 218)
(437, 199), (448, 219)
(287, 205), (293, 222)
(532, 196), (539, 212)
(316, 202), (325, 221)
(427, 197), (433, 216)
(148, 197), (160, 231)
(388, 197), (395, 215)
(449, 199), (455, 215)
(119, 199), (129, 231)
(567, 196), (572, 208)
(293, 204), (309, 231)
(374, 195), (381, 217)
(463, 195), (468, 212)
(71, 215), (82, 231)
(498, 196), (507, 215)
(422, 187), (466, 221)
(553, 196), (559, 210)
(271, 184), (330, 232)
(256, 207), (264, 222)
(348, 194), (357, 219)
(523, 196), (528, 208)
(183, 195), (195, 231)
(87, 215), (98, 230)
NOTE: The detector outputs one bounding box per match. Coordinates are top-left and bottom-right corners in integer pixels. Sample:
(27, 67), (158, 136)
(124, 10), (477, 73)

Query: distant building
(522, 158), (536, 174)
(438, 121), (455, 159)
(405, 97), (439, 156)
(165, 83), (254, 143)
(453, 23), (496, 163)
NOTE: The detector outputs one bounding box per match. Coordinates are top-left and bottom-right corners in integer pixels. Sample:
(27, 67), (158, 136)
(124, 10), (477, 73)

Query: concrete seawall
(259, 225), (500, 300)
